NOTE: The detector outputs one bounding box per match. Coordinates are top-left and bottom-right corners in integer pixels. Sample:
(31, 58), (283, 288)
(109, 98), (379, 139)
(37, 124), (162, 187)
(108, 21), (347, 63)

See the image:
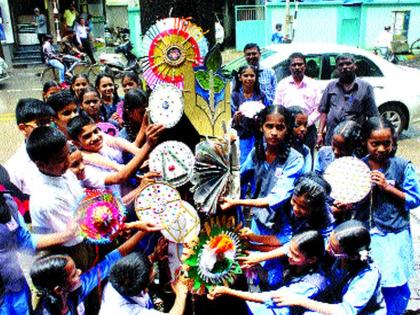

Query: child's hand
(171, 278), (188, 296)
(271, 291), (302, 307)
(316, 133), (324, 148)
(207, 286), (227, 300)
(331, 200), (353, 215)
(232, 111), (243, 125)
(370, 170), (389, 190)
(239, 227), (256, 241)
(149, 237), (168, 263)
(139, 171), (161, 189)
(123, 220), (162, 233)
(219, 197), (237, 211)
(237, 251), (263, 269)
(110, 112), (123, 126)
(145, 124), (165, 147)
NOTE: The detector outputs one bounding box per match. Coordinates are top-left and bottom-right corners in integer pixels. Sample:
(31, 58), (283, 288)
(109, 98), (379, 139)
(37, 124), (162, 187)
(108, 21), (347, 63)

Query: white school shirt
(4, 142), (39, 195)
(99, 283), (162, 315)
(30, 170), (84, 246)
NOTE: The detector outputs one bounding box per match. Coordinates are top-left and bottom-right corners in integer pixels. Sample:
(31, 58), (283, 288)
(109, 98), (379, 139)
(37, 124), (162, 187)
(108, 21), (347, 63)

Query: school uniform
(241, 147), (304, 289)
(99, 283), (162, 315)
(314, 146), (335, 175)
(34, 249), (122, 315)
(324, 260), (386, 315)
(0, 194), (37, 315)
(241, 147), (304, 242)
(294, 144), (312, 174)
(247, 270), (329, 315)
(359, 156), (420, 314)
(30, 170), (84, 246)
(231, 88), (269, 165)
(4, 142), (38, 195)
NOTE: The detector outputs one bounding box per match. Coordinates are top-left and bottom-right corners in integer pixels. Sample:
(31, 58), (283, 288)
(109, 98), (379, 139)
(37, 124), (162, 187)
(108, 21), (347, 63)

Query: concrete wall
(361, 1), (420, 49)
(235, 1), (420, 51)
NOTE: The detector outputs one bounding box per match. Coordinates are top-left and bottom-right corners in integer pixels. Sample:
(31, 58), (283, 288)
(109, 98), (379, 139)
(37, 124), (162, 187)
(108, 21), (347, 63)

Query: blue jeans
(48, 59), (65, 83)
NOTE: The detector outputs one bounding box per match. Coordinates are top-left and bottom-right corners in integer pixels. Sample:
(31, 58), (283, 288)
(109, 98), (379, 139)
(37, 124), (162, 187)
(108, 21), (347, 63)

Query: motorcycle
(95, 41), (141, 79)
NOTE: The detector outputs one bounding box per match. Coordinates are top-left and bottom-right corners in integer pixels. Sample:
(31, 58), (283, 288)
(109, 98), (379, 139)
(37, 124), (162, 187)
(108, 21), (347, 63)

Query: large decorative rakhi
(135, 183), (200, 243)
(96, 122), (119, 137)
(149, 141), (195, 187)
(141, 17), (208, 89)
(323, 156), (372, 204)
(182, 216), (243, 294)
(75, 189), (126, 244)
(148, 84), (184, 129)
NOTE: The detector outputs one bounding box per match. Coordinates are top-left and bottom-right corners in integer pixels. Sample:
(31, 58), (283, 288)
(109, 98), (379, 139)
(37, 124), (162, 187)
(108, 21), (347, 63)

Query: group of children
(0, 56), (419, 315)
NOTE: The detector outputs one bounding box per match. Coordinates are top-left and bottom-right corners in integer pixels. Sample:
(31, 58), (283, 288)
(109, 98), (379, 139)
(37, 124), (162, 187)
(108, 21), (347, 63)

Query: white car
(224, 43), (420, 134)
(0, 57), (10, 83)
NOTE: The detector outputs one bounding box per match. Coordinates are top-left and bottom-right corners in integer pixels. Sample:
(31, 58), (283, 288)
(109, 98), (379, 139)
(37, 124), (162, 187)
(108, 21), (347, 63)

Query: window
(326, 54), (383, 79)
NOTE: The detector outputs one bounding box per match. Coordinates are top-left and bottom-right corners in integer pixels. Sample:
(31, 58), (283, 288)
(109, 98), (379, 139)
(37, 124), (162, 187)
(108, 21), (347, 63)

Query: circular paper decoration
(149, 84), (184, 128)
(76, 189), (125, 244)
(135, 183), (199, 243)
(149, 141), (195, 187)
(97, 122), (119, 137)
(142, 17), (208, 89)
(323, 156), (371, 204)
(238, 101), (265, 118)
(182, 217), (243, 294)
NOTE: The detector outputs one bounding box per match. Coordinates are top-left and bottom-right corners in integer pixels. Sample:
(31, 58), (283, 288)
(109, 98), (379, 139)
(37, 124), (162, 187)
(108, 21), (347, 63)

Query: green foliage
(195, 71), (225, 93)
(205, 45), (223, 73)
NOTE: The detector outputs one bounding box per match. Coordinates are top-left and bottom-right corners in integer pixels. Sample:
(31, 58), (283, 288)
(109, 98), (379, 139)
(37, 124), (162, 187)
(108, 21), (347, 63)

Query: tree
(141, 0), (216, 47)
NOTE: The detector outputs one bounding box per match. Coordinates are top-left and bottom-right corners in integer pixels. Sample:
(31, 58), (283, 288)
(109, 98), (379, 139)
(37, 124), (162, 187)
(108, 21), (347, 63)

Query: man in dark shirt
(317, 54), (379, 146)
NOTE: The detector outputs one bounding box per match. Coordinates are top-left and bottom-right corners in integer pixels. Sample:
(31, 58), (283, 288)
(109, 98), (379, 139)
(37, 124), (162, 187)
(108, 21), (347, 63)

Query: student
(208, 231), (328, 315)
(271, 220), (386, 314)
(238, 174), (333, 278)
(289, 106), (312, 173)
(231, 64), (269, 165)
(115, 72), (143, 124)
(30, 223), (157, 315)
(26, 126), (94, 273)
(46, 89), (79, 138)
(0, 190), (78, 315)
(358, 117), (420, 314)
(221, 105), (304, 240)
(99, 252), (188, 315)
(119, 88), (148, 147)
(314, 120), (361, 175)
(67, 112), (164, 196)
(79, 86), (105, 123)
(5, 98), (54, 195)
(95, 73), (121, 123)
(42, 81), (61, 102)
(220, 105), (304, 288)
(71, 73), (90, 101)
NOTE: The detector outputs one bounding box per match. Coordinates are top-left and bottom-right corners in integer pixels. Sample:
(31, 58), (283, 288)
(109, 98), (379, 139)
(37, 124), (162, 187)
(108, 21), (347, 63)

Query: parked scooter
(97, 41), (141, 79)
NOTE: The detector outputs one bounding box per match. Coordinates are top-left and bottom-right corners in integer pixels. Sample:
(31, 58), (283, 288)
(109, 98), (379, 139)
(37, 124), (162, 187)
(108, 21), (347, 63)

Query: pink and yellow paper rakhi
(76, 189), (126, 244)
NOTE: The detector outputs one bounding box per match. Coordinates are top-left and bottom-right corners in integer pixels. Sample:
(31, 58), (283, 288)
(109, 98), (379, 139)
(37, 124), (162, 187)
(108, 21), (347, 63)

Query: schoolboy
(67, 111), (164, 195)
(46, 89), (79, 138)
(5, 98), (54, 195)
(26, 126), (90, 270)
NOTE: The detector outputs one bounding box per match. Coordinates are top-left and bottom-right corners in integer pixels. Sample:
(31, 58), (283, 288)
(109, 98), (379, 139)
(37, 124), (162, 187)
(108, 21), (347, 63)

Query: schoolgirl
(358, 116), (420, 314)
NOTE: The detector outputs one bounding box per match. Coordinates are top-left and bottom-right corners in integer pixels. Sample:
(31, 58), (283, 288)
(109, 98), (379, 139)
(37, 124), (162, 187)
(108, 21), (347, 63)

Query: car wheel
(379, 103), (407, 135)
